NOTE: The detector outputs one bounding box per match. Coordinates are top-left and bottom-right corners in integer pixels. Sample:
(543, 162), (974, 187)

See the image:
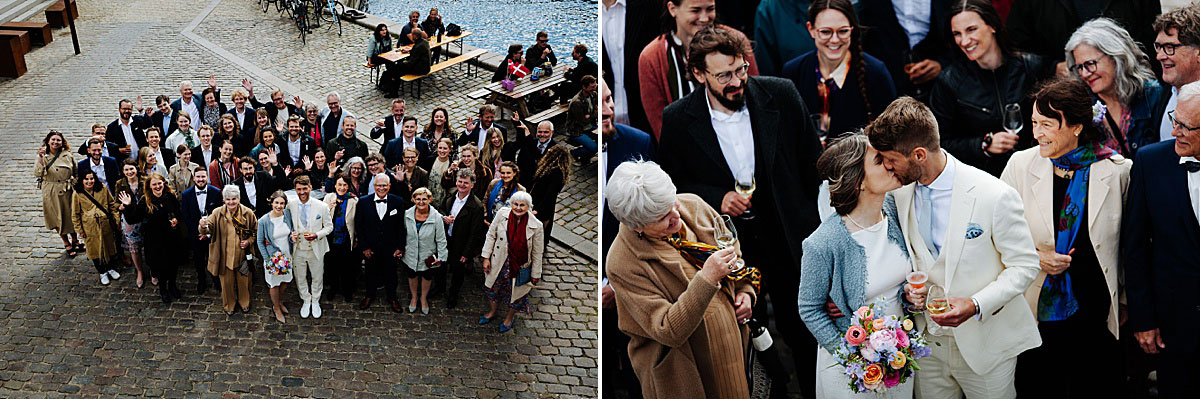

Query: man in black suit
(180, 168), (223, 294)
(1124, 82), (1200, 398)
(107, 99), (151, 161)
(151, 95), (180, 138)
(457, 105), (507, 150)
(435, 169), (486, 308)
(354, 173), (408, 313)
(77, 138), (122, 194)
(282, 117), (319, 167)
(858, 0), (952, 102)
(191, 127), (217, 169)
(656, 26), (824, 398)
(78, 123), (121, 159)
(382, 117), (430, 169)
(370, 99), (407, 144)
(233, 157), (277, 217)
(514, 120), (557, 187)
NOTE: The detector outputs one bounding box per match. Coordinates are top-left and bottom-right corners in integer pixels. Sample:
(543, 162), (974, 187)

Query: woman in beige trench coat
(35, 130), (78, 255)
(71, 170), (122, 285)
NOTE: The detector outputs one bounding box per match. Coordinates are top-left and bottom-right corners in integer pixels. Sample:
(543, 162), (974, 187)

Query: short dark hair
(293, 175), (311, 187)
(176, 144), (190, 154)
(238, 156), (256, 168)
(1032, 78), (1108, 146)
(1153, 5), (1200, 47)
(536, 31), (548, 39)
(402, 116), (418, 126)
(88, 137), (104, 148)
(816, 133), (870, 215)
(686, 26), (748, 74)
(581, 75), (597, 87)
(155, 95), (170, 106)
(573, 43), (588, 55)
(865, 97), (940, 154)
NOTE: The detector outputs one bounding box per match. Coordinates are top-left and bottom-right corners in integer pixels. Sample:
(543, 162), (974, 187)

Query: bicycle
(314, 0), (345, 36)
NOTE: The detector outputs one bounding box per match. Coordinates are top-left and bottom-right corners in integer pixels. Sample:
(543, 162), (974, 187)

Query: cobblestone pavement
(0, 0), (597, 397)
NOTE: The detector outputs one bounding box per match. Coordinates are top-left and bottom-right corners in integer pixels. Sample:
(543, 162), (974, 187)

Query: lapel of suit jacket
(1030, 157), (1055, 241)
(1164, 156), (1200, 243)
(683, 92), (736, 183)
(1087, 161), (1113, 232)
(943, 168), (978, 291)
(746, 78), (779, 172)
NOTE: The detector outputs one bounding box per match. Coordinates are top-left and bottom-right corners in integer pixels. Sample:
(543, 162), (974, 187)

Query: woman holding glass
(1000, 78), (1128, 397)
(605, 160), (756, 399)
(796, 133), (911, 398)
(930, 0), (1049, 176)
(35, 130), (78, 255)
(119, 173), (184, 304)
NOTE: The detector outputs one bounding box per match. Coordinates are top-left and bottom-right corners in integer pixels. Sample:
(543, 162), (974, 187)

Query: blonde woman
(426, 138), (454, 205)
(403, 187), (447, 314)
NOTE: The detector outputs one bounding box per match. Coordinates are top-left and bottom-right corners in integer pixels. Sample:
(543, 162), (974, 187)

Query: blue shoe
(499, 321), (514, 333)
(478, 314), (494, 325)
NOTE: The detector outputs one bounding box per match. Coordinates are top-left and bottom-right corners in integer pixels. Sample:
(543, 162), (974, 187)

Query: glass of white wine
(926, 285), (949, 315)
(716, 214), (746, 271)
(734, 168), (756, 219)
(1003, 103), (1023, 136)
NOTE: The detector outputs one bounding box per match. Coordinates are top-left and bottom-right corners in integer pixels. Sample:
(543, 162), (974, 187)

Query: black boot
(170, 281), (182, 299)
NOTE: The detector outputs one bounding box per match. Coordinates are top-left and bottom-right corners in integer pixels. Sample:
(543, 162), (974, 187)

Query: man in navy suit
(1124, 81), (1200, 398)
(354, 173), (408, 313)
(226, 89), (257, 139)
(232, 157), (279, 217)
(106, 99), (152, 160)
(77, 138), (121, 194)
(382, 117), (430, 168)
(180, 168), (223, 294)
(370, 99), (406, 144)
(457, 105), (507, 150)
(150, 95), (180, 138)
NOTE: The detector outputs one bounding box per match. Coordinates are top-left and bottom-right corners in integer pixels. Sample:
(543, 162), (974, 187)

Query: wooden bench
(0, 30), (30, 54)
(0, 22), (53, 46)
(363, 62), (381, 85)
(398, 48), (488, 98)
(525, 103), (570, 126)
(0, 33), (27, 78)
(45, 0), (77, 29)
(467, 88), (490, 100)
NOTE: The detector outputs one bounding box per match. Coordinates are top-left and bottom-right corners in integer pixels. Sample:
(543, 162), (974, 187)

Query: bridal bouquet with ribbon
(266, 251), (291, 276)
(833, 299), (932, 393)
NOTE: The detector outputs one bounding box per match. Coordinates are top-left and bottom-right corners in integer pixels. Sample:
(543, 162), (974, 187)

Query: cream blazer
(1000, 147), (1131, 338)
(322, 193), (358, 246)
(287, 195), (334, 257)
(481, 207), (544, 302)
(893, 155), (1042, 375)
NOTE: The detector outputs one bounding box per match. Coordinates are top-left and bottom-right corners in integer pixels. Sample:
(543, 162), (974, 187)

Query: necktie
(1185, 161), (1200, 173)
(918, 185), (938, 258)
(300, 202), (309, 227)
(538, 142), (547, 153)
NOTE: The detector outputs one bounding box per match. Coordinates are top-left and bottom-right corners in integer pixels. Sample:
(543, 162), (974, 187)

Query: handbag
(80, 189), (121, 245)
(446, 23), (462, 37)
(501, 78), (516, 91)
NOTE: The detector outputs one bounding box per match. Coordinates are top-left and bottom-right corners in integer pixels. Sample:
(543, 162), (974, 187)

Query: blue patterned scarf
(1039, 143), (1113, 321)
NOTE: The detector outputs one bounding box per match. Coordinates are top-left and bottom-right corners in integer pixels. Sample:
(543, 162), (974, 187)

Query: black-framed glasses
(1069, 56), (1106, 75)
(707, 63), (750, 85)
(1154, 42), (1187, 56)
(1169, 110), (1200, 132)
(815, 27), (853, 41)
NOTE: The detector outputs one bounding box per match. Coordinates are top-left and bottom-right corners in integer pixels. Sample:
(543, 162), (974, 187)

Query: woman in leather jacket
(930, 0), (1050, 176)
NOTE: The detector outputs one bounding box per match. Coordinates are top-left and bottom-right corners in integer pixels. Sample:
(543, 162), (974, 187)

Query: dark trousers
(1121, 321), (1160, 399)
(91, 258), (109, 274)
(326, 241), (358, 299)
(1155, 332), (1200, 399)
(364, 250), (397, 300)
(1016, 315), (1121, 398)
(542, 217), (555, 248)
(149, 254), (179, 296)
(443, 255), (468, 301)
(602, 307), (643, 398)
(191, 239), (217, 289)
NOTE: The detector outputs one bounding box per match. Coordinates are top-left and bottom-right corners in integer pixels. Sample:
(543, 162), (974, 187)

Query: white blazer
(892, 155), (1042, 375)
(286, 195), (333, 257)
(1000, 147), (1131, 339)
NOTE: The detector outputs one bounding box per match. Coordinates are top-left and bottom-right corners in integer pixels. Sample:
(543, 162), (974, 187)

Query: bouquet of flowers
(265, 251), (291, 276)
(833, 299), (933, 394)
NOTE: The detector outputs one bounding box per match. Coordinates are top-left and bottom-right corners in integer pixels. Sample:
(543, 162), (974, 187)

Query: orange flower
(889, 352), (907, 369)
(871, 318), (886, 331)
(863, 364), (884, 389)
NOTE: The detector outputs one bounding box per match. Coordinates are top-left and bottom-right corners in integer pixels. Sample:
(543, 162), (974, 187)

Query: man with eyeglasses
(241, 78), (302, 130)
(318, 92), (356, 147)
(106, 99), (152, 162)
(1154, 6), (1200, 143)
(1124, 80), (1200, 399)
(656, 26), (824, 398)
(524, 31), (558, 71)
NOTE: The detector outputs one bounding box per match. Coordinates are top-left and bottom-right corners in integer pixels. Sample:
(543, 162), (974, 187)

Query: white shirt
(1182, 156), (1200, 223)
(705, 93), (756, 181)
(1161, 86), (1179, 142)
(195, 185), (209, 215)
(275, 106), (290, 130)
(449, 191), (469, 235)
(119, 119), (140, 155)
(374, 195), (389, 220)
(90, 158), (107, 187)
(151, 148), (165, 169)
(180, 98), (201, 130)
(200, 145), (213, 167)
(235, 107), (249, 129)
(603, 0), (629, 125)
(476, 123), (494, 149)
(402, 137), (417, 150)
(892, 0), (931, 49)
(244, 177), (257, 208)
(915, 151), (958, 256)
(287, 136), (303, 164)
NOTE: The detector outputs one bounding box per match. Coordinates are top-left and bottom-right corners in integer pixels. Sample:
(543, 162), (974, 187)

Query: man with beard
(867, 97), (1040, 398)
(656, 26), (823, 398)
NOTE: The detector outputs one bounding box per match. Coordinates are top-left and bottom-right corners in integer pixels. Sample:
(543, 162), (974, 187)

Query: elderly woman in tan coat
(604, 160), (757, 399)
(200, 185), (258, 315)
(71, 169), (121, 285)
(480, 190), (543, 334)
(35, 130), (78, 255)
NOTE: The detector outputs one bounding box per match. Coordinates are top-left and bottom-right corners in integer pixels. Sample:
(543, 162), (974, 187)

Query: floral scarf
(1038, 143), (1113, 321)
(664, 233), (761, 292)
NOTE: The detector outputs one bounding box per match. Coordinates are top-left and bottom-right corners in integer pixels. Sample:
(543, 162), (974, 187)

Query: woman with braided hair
(781, 0), (896, 143)
(929, 0), (1050, 176)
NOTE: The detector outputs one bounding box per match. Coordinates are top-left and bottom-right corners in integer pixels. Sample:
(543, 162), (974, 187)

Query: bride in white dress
(797, 134), (914, 398)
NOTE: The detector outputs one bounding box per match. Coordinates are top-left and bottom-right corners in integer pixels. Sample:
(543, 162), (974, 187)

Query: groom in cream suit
(866, 98), (1041, 399)
(287, 176), (333, 319)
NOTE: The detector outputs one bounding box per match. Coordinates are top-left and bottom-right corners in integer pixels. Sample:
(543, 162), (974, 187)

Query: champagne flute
(734, 167), (756, 220)
(716, 215), (746, 271)
(926, 285), (949, 315)
(905, 271), (928, 313)
(1003, 103), (1023, 136)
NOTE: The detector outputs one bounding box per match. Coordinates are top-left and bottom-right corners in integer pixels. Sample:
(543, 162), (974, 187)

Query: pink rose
(845, 325), (867, 346)
(854, 306), (874, 321)
(895, 328), (910, 348)
(883, 370), (902, 388)
(870, 330), (897, 352)
(860, 344), (880, 362)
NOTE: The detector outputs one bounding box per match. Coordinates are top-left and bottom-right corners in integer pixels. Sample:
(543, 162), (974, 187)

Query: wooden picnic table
(480, 64), (571, 121)
(377, 31), (472, 63)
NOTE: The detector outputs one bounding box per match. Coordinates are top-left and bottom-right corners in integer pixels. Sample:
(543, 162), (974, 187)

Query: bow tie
(375, 198), (387, 203)
(1185, 161), (1200, 173)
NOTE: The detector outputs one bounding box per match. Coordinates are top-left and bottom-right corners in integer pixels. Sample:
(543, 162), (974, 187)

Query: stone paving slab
(0, 0), (598, 397)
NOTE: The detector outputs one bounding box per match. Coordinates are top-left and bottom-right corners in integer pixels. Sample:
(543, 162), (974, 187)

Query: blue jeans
(568, 132), (597, 159)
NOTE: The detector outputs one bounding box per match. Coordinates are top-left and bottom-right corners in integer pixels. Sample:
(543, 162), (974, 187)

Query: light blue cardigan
(797, 195), (910, 351)
(257, 209), (294, 258)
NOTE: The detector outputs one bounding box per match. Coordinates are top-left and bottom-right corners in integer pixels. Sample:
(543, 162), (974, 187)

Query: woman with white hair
(200, 185), (258, 315)
(480, 190), (544, 333)
(325, 156), (367, 196)
(1065, 18), (1171, 157)
(604, 160), (757, 399)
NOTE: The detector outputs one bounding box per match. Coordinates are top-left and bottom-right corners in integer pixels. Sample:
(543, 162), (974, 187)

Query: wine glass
(904, 271), (928, 313)
(926, 285), (949, 315)
(1003, 103), (1023, 136)
(734, 167), (756, 220)
(716, 215), (746, 271)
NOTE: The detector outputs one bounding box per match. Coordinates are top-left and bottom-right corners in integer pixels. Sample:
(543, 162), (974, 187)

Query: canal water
(368, 0), (599, 66)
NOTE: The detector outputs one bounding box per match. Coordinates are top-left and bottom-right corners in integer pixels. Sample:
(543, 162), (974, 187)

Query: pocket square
(965, 223), (984, 239)
(389, 209), (398, 216)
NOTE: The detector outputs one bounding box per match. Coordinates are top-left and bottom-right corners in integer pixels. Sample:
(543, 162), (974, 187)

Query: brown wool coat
(202, 204), (257, 277)
(605, 194), (756, 399)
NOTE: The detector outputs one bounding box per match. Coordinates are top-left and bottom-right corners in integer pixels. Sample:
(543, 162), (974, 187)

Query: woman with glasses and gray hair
(1065, 18), (1171, 157)
(480, 190), (544, 334)
(604, 160), (757, 399)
